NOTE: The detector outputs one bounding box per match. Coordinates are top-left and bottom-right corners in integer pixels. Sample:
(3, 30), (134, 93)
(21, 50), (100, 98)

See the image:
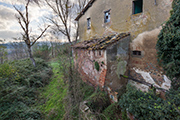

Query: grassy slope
(39, 61), (67, 120)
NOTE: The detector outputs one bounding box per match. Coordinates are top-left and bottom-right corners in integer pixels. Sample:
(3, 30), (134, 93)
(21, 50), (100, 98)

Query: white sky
(0, 0), (78, 43)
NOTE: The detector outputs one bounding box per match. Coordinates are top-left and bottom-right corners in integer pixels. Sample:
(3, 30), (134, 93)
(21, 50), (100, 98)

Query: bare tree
(14, 0), (50, 67)
(77, 0), (89, 11)
(45, 0), (89, 44)
(45, 0), (73, 44)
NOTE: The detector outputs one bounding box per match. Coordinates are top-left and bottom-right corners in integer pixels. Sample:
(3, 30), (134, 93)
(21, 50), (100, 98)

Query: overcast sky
(0, 0), (72, 43)
(0, 0), (84, 44)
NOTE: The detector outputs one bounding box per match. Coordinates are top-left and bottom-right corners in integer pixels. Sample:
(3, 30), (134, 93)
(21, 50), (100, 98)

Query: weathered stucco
(106, 36), (130, 90)
(129, 27), (171, 91)
(78, 0), (172, 41)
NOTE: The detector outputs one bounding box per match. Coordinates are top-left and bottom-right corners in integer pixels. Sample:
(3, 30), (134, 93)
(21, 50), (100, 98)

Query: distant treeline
(0, 41), (65, 63)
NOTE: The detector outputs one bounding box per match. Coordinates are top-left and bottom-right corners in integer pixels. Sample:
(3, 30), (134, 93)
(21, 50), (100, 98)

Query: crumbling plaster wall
(78, 0), (172, 41)
(105, 36), (130, 91)
(73, 49), (107, 88)
(129, 27), (171, 92)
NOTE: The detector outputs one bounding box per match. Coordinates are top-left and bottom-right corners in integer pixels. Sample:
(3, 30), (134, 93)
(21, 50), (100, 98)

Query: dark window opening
(87, 18), (91, 29)
(99, 51), (101, 56)
(133, 0), (143, 14)
(104, 10), (110, 23)
(133, 51), (141, 56)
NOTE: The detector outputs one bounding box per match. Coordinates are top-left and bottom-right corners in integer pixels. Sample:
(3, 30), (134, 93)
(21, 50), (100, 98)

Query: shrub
(166, 88), (180, 109)
(33, 43), (51, 61)
(118, 85), (180, 120)
(86, 90), (110, 113)
(12, 58), (52, 87)
(0, 58), (52, 120)
(0, 63), (19, 89)
(102, 103), (121, 120)
(156, 0), (180, 90)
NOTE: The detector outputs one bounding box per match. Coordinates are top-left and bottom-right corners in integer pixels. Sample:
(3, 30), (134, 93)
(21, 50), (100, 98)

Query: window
(99, 51), (101, 56)
(87, 18), (91, 29)
(104, 10), (110, 23)
(133, 0), (143, 14)
(132, 50), (141, 56)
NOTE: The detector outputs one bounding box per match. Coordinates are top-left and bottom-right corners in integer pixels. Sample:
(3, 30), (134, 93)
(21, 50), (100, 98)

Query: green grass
(39, 61), (67, 120)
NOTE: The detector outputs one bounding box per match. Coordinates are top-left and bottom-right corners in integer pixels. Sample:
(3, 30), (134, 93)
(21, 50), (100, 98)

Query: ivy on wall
(118, 85), (180, 120)
(156, 0), (180, 90)
(95, 61), (100, 71)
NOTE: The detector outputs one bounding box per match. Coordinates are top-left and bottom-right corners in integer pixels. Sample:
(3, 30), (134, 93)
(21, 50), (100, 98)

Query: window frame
(132, 0), (143, 15)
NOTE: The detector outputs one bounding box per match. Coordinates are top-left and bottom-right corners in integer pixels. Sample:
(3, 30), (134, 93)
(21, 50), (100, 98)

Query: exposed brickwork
(73, 49), (107, 88)
(99, 69), (107, 87)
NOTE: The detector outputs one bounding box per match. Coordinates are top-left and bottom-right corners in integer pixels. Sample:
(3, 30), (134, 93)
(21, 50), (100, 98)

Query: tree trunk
(51, 42), (54, 58)
(28, 47), (36, 67)
(0, 57), (3, 64)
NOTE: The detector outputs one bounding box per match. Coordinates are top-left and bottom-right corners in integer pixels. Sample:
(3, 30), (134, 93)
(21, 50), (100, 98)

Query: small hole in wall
(132, 50), (141, 56)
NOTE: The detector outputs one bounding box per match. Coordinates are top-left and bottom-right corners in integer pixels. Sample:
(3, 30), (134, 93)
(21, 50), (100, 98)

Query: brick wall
(74, 49), (107, 88)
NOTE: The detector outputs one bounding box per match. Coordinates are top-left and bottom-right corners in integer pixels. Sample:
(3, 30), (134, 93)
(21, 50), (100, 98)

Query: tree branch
(31, 25), (50, 46)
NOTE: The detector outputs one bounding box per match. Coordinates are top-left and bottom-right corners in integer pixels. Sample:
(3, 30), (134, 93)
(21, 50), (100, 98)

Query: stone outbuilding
(73, 33), (130, 102)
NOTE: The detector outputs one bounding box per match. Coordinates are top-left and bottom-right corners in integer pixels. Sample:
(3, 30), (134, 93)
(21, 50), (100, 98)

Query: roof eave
(75, 0), (96, 21)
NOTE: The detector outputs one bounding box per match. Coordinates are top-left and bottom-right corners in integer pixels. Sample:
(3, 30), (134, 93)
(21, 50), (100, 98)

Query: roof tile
(72, 33), (130, 50)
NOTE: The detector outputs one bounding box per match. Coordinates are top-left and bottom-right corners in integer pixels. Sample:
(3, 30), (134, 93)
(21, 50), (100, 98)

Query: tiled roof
(72, 33), (130, 50)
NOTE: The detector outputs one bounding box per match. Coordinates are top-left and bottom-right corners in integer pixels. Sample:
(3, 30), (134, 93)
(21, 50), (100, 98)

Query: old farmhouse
(73, 0), (173, 102)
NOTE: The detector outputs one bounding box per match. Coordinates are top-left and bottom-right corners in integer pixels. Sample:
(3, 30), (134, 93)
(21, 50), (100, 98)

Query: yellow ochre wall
(78, 0), (172, 41)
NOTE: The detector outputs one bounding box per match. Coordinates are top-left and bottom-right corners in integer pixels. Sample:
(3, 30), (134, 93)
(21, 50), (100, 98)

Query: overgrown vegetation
(33, 42), (63, 61)
(102, 103), (122, 120)
(86, 90), (110, 113)
(58, 45), (95, 119)
(33, 42), (51, 61)
(36, 44), (95, 120)
(118, 85), (180, 120)
(0, 45), (7, 64)
(95, 61), (100, 71)
(38, 62), (67, 120)
(156, 0), (180, 90)
(0, 58), (52, 120)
